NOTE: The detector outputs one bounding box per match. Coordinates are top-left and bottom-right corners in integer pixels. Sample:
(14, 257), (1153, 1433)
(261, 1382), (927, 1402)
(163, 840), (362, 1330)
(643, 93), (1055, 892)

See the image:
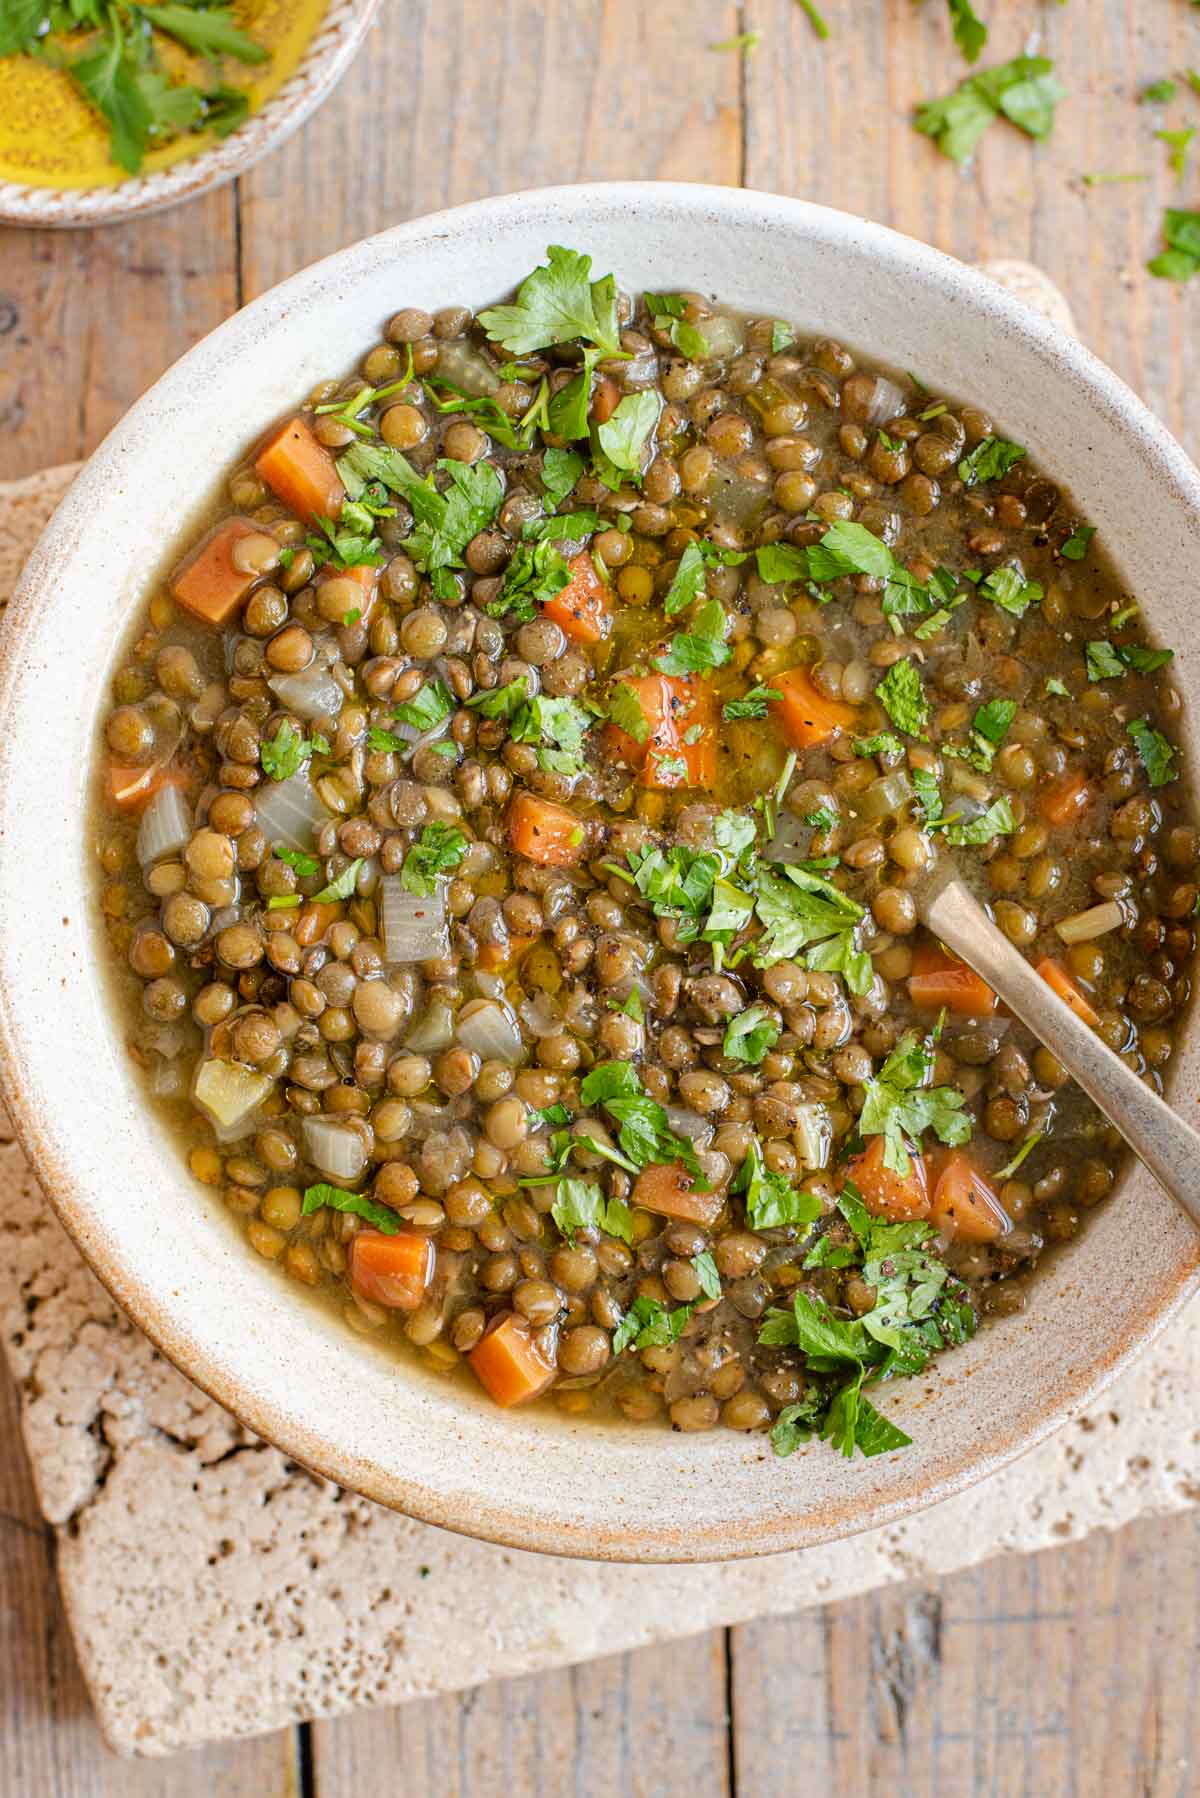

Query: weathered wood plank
(0, 191), (239, 484)
(730, 1510), (1200, 1797)
(312, 1629), (730, 1798)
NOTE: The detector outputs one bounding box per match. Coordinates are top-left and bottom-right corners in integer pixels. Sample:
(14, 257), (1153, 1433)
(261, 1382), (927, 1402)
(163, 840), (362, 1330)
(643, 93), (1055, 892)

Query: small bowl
(0, 0), (378, 229)
(1, 184), (1198, 1562)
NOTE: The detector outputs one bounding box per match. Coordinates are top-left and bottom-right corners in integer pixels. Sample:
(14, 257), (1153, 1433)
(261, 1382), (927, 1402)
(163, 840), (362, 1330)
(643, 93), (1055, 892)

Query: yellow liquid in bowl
(0, 0), (327, 191)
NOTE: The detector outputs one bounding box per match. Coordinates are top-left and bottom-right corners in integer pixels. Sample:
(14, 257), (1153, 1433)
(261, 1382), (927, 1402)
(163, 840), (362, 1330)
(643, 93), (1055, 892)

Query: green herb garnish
(400, 823), (468, 895)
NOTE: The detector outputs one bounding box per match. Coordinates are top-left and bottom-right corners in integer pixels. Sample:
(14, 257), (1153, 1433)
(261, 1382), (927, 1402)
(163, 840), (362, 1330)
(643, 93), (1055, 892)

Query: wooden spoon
(914, 859), (1200, 1226)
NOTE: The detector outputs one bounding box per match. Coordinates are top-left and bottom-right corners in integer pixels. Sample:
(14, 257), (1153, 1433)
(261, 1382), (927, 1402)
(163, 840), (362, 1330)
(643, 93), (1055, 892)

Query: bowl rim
(2, 181), (1199, 1562)
(0, 0), (379, 229)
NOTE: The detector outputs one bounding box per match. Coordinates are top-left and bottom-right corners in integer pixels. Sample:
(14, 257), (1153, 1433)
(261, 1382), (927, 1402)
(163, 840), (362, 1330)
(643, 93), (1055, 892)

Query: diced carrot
(350, 1230), (436, 1311)
(107, 762), (171, 812)
(294, 901), (344, 947)
(845, 1134), (931, 1222)
(254, 415), (345, 525)
(1038, 770), (1091, 828)
(908, 943), (998, 1016)
(171, 517), (262, 628)
(1036, 955), (1101, 1028)
(542, 551), (611, 645)
(319, 558), (380, 625)
(469, 1311), (558, 1406)
(929, 1152), (1010, 1243)
(770, 665), (858, 749)
(509, 791), (586, 867)
(632, 1161), (724, 1228)
(605, 672), (716, 789)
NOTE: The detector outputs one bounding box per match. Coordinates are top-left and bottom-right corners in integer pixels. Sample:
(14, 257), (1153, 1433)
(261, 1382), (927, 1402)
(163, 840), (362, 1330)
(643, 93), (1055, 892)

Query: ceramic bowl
(1, 184), (1198, 1563)
(0, 0), (378, 229)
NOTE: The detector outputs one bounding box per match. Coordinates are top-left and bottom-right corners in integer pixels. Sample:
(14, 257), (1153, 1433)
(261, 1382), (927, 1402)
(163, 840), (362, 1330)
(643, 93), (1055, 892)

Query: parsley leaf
(755, 542), (811, 584)
(654, 598), (731, 675)
(1148, 209), (1200, 282)
(910, 767), (944, 826)
(546, 348), (600, 442)
(311, 858), (363, 904)
(487, 538), (571, 623)
(771, 320), (795, 353)
(550, 1177), (633, 1246)
(947, 0), (987, 63)
(916, 56), (1066, 164)
(734, 1137), (823, 1231)
(692, 1249), (722, 1298)
(613, 1296), (694, 1355)
(465, 678), (530, 719)
(1045, 676), (1070, 698)
(274, 845), (320, 877)
(853, 731), (905, 758)
(510, 695), (593, 776)
(1061, 523), (1096, 561)
(723, 1003), (781, 1066)
(540, 447), (585, 510)
(752, 864), (873, 995)
(724, 685), (781, 721)
(973, 697), (1016, 748)
(302, 1183), (399, 1235)
(1127, 718), (1177, 787)
(875, 658), (929, 737)
(594, 390), (660, 484)
(142, 4), (266, 62)
(859, 1031), (972, 1175)
(938, 796), (1016, 846)
(978, 564), (1043, 617)
(1142, 79), (1177, 104)
(400, 823), (468, 895)
(338, 446), (502, 598)
(579, 1061), (705, 1182)
(608, 681), (650, 744)
(958, 436), (1027, 486)
(477, 245), (623, 357)
(367, 727), (408, 753)
(392, 679), (455, 732)
(260, 721), (327, 782)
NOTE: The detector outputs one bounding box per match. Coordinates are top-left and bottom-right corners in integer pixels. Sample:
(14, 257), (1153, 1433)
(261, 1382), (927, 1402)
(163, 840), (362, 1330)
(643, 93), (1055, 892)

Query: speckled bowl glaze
(0, 0), (378, 228)
(1, 185), (1198, 1562)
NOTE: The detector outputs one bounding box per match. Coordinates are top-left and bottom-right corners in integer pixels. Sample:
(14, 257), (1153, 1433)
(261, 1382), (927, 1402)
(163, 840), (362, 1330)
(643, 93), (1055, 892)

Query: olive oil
(0, 0), (327, 191)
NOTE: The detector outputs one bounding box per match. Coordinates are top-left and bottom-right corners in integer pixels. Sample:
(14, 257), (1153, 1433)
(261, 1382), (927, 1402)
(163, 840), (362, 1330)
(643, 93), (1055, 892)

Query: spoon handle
(920, 875), (1200, 1227)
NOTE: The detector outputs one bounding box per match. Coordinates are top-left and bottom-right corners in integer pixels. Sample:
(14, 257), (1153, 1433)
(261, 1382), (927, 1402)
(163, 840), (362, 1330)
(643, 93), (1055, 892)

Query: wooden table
(3, 1), (1199, 1789)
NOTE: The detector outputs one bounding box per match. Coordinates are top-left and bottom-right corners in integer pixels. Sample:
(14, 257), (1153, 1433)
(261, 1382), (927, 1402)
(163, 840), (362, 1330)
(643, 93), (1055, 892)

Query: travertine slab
(5, 266), (1196, 1759)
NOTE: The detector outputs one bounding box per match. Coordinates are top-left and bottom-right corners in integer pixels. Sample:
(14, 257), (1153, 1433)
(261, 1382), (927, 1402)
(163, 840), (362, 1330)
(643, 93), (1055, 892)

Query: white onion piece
(390, 712), (451, 752)
(302, 1117), (367, 1183)
(137, 781), (192, 866)
(254, 770), (327, 851)
(382, 877), (449, 964)
(664, 1106), (715, 1150)
(405, 1000), (456, 1054)
(520, 990), (561, 1037)
(145, 1021), (189, 1060)
(151, 1061), (186, 1100)
(697, 314), (744, 361)
(794, 1103), (833, 1172)
(457, 998), (524, 1064)
(865, 376), (907, 428)
(1054, 900), (1125, 945)
(268, 665), (344, 723)
(474, 970), (506, 1002)
(857, 771), (913, 821)
(193, 1059), (272, 1134)
(434, 340), (500, 396)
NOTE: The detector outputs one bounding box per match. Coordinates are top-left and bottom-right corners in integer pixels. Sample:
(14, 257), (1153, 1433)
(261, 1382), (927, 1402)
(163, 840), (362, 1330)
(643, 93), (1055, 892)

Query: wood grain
(3, 0), (1200, 1788)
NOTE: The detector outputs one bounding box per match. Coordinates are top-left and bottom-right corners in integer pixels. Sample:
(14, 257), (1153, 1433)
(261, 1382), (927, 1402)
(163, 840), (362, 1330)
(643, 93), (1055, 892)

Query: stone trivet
(5, 264), (1197, 1760)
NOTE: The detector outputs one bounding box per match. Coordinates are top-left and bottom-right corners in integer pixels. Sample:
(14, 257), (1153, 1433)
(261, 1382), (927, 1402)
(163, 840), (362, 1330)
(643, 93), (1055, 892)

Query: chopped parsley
(751, 863), (873, 995)
(916, 56), (1066, 165)
(307, 511), (384, 570)
(400, 822), (468, 895)
(274, 845), (320, 877)
(594, 389), (660, 486)
(859, 1032), (971, 1175)
(259, 721), (329, 782)
(978, 564), (1044, 617)
(733, 1137), (823, 1231)
(540, 447), (585, 509)
(803, 805), (839, 831)
(723, 1003), (781, 1066)
(853, 731), (905, 758)
(1086, 640), (1175, 681)
(392, 678), (455, 733)
(302, 1183), (399, 1235)
(487, 538), (571, 623)
(664, 538), (746, 615)
(692, 1251), (722, 1299)
(875, 659), (929, 737)
(755, 542), (811, 585)
(1157, 127), (1195, 181)
(724, 684), (782, 721)
(947, 0), (987, 63)
(644, 293), (709, 360)
(613, 1296), (695, 1355)
(477, 245), (623, 357)
(910, 767), (944, 826)
(310, 858), (362, 904)
(1061, 523), (1096, 561)
(654, 598), (731, 675)
(1127, 718), (1177, 787)
(1148, 210), (1200, 282)
(338, 445), (503, 600)
(1142, 79), (1177, 104)
(771, 321), (795, 353)
(957, 436), (1027, 486)
(1045, 677), (1070, 697)
(938, 796), (1017, 846)
(510, 695), (593, 776)
(579, 1061), (706, 1183)
(550, 1178), (633, 1246)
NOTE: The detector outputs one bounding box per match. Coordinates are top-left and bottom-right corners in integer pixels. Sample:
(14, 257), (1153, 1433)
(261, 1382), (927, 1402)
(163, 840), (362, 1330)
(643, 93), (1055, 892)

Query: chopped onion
(434, 340), (500, 396)
(664, 1106), (715, 1150)
(1054, 900), (1125, 945)
(391, 713), (451, 753)
(406, 1000), (456, 1054)
(382, 877), (449, 964)
(794, 1102), (833, 1171)
(193, 1059), (273, 1134)
(520, 991), (561, 1037)
(697, 314), (744, 361)
(864, 376), (907, 428)
(137, 781), (192, 866)
(151, 1060), (187, 1100)
(474, 971), (506, 1002)
(268, 665), (344, 723)
(858, 770), (913, 822)
(457, 998), (524, 1063)
(302, 1116), (367, 1183)
(254, 770), (327, 851)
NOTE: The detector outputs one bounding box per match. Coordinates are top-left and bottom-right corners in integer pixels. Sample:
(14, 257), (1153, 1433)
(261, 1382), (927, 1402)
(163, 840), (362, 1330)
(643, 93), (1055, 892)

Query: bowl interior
(2, 184), (1198, 1561)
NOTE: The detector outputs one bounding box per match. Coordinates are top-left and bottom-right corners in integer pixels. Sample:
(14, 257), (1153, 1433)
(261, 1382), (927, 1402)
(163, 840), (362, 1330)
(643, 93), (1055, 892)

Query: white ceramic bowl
(0, 0), (378, 228)
(2, 184), (1198, 1562)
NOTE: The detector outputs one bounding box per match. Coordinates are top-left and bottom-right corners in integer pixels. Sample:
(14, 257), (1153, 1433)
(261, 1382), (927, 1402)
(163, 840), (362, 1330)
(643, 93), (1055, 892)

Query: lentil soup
(94, 246), (1193, 1460)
